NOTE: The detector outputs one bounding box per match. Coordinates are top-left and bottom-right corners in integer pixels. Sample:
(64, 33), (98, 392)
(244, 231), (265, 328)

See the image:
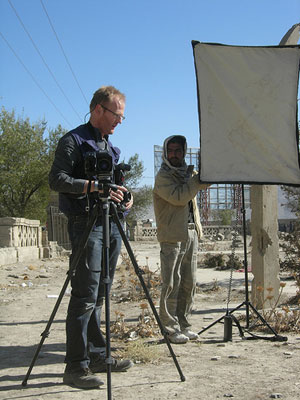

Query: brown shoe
(63, 367), (104, 389)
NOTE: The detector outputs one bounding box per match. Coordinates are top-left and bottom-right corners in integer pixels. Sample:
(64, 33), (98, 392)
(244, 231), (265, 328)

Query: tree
(0, 107), (65, 223)
(211, 209), (234, 225)
(120, 153), (153, 226)
(280, 185), (300, 280)
(0, 108), (151, 226)
(281, 186), (300, 214)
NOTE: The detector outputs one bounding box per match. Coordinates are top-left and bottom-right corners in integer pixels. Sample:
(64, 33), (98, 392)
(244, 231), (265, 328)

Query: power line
(0, 31), (72, 128)
(8, 0), (83, 123)
(40, 0), (89, 106)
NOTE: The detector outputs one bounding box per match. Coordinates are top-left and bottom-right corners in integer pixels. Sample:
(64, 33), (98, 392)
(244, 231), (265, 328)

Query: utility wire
(0, 31), (72, 128)
(8, 0), (83, 122)
(40, 0), (89, 106)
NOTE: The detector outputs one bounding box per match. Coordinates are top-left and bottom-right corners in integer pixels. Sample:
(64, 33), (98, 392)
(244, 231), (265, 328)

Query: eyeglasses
(100, 104), (125, 121)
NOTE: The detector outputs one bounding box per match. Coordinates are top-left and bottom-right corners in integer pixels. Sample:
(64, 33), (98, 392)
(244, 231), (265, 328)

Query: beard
(169, 157), (183, 167)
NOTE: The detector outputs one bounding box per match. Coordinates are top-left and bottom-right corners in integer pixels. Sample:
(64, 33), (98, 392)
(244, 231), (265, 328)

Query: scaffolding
(154, 145), (250, 224)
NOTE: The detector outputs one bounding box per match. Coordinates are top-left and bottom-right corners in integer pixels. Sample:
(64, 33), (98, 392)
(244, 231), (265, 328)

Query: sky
(0, 0), (299, 187)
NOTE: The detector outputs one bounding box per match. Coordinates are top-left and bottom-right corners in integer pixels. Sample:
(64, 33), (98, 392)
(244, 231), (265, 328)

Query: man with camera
(153, 135), (209, 344)
(49, 86), (133, 389)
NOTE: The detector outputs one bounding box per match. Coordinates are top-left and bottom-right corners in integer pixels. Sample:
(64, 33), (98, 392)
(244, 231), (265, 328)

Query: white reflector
(192, 42), (300, 185)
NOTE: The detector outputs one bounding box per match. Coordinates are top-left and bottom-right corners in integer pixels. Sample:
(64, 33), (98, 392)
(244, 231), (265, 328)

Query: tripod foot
(271, 335), (288, 342)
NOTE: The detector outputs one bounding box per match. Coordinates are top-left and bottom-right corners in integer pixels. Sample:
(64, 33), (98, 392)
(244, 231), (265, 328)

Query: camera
(84, 149), (131, 207)
(114, 162), (132, 210)
(114, 163), (131, 185)
(84, 150), (114, 181)
(123, 190), (132, 203)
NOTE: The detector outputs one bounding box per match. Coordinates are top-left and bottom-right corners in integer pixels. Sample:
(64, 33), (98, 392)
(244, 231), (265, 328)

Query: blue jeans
(65, 215), (122, 371)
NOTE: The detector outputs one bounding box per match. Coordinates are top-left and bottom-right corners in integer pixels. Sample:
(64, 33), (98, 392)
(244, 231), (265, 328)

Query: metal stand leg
(198, 185), (287, 342)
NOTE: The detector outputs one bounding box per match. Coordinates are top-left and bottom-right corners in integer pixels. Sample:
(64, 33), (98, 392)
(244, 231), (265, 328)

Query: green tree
(280, 185), (300, 279)
(211, 209), (234, 225)
(281, 186), (300, 214)
(0, 107), (65, 223)
(121, 153), (153, 226)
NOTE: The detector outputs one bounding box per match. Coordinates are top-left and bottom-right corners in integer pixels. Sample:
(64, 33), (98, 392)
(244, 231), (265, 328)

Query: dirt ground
(0, 241), (300, 400)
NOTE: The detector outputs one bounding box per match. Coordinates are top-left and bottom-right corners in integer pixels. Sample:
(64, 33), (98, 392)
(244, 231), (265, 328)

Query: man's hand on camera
(109, 185), (127, 203)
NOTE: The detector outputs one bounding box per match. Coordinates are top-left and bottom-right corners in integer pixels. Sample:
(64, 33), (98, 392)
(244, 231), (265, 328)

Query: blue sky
(0, 0), (299, 186)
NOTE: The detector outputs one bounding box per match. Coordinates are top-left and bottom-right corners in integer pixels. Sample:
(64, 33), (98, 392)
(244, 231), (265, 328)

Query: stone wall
(130, 221), (242, 241)
(0, 215), (244, 265)
(0, 217), (63, 266)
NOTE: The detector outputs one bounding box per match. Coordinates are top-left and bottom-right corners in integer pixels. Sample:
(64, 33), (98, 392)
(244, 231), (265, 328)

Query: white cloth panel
(193, 43), (300, 185)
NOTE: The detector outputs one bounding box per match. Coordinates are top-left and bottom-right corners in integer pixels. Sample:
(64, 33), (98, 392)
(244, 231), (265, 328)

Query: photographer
(49, 86), (133, 389)
(153, 135), (209, 344)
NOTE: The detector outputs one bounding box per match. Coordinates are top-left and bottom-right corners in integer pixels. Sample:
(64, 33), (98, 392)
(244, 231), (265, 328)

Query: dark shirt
(49, 122), (120, 216)
(188, 201), (194, 223)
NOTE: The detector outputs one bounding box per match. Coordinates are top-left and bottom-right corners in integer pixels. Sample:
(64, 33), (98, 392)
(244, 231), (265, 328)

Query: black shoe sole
(63, 375), (104, 388)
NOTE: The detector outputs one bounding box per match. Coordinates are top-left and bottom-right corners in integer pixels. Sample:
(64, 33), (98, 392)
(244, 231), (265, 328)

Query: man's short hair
(167, 136), (185, 149)
(90, 86), (126, 112)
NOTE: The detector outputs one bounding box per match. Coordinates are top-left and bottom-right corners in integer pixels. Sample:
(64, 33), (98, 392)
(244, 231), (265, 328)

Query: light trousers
(159, 228), (198, 334)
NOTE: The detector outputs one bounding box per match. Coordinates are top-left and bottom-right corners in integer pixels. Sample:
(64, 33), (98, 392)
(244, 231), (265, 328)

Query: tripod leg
(198, 303), (246, 338)
(22, 276), (70, 386)
(22, 205), (99, 386)
(111, 205), (185, 382)
(247, 302), (287, 341)
(247, 303), (278, 335)
(198, 315), (225, 335)
(102, 200), (112, 400)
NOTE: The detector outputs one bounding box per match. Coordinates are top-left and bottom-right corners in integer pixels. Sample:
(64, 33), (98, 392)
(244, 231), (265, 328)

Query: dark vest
(71, 122), (120, 178)
(59, 123), (120, 216)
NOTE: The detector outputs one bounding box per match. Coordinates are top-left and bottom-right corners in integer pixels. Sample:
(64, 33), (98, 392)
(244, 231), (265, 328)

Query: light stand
(198, 184), (287, 342)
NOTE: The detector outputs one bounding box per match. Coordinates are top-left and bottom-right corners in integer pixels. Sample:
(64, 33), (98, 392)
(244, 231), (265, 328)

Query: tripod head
(97, 180), (118, 199)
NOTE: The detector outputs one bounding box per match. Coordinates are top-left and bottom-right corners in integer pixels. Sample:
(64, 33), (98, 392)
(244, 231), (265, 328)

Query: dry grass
(111, 303), (160, 341)
(114, 252), (161, 302)
(248, 283), (300, 333)
(121, 339), (165, 364)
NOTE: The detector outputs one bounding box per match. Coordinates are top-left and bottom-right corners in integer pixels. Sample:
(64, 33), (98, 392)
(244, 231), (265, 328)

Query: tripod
(22, 185), (185, 399)
(198, 184), (287, 342)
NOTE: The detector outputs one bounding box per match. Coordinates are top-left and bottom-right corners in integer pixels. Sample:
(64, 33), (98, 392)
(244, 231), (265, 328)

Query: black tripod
(22, 185), (185, 399)
(198, 184), (287, 342)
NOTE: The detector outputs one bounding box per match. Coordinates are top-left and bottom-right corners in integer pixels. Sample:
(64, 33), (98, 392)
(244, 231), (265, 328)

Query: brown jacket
(153, 165), (208, 243)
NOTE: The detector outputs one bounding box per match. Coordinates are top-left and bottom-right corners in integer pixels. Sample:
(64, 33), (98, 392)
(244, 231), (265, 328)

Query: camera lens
(98, 160), (110, 171)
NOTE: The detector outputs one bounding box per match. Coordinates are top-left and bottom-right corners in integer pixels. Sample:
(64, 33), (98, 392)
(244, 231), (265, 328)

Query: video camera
(84, 148), (131, 206)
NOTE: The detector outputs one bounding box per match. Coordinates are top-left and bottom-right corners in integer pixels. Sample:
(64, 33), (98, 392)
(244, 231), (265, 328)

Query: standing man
(153, 135), (209, 344)
(49, 86), (133, 389)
